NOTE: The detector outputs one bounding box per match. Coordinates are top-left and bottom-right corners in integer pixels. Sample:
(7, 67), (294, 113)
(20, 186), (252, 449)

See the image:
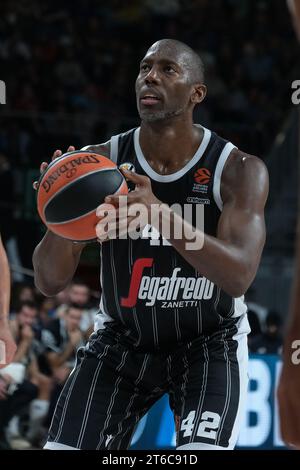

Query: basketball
(36, 150), (128, 242)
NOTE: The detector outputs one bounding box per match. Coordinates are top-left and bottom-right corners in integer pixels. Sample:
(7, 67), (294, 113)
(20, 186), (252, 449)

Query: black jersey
(94, 125), (247, 352)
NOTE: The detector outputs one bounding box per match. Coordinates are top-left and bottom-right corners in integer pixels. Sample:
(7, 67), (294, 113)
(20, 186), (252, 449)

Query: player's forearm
(32, 231), (85, 296)
(152, 206), (258, 298)
(0, 239), (10, 323)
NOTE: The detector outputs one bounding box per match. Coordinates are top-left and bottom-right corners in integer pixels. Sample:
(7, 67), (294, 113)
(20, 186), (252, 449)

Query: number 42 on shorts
(180, 410), (221, 440)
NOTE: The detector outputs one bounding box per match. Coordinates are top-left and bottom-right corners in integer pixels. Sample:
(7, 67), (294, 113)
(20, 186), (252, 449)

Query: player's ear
(191, 83), (207, 105)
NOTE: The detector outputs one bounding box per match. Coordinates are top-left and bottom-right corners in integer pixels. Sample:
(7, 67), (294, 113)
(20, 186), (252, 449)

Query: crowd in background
(0, 279), (99, 449)
(0, 0), (299, 162)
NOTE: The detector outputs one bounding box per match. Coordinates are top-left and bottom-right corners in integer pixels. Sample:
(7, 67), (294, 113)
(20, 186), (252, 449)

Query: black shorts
(44, 314), (249, 450)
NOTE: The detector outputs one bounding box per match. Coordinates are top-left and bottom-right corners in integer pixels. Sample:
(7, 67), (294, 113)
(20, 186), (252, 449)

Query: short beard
(139, 106), (186, 123)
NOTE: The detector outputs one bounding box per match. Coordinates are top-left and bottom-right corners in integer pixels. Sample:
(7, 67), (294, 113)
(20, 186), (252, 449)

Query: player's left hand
(95, 170), (161, 242)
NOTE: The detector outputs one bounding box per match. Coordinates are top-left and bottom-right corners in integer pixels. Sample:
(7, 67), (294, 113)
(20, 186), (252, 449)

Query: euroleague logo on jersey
(194, 168), (211, 184)
(192, 167), (211, 195)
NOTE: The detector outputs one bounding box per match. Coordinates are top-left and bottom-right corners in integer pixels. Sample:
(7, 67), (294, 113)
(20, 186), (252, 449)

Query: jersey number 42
(180, 410), (221, 440)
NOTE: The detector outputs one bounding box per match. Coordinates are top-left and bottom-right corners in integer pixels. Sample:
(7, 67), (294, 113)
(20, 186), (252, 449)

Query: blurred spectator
(0, 301), (51, 449)
(54, 286), (70, 306)
(10, 282), (36, 312)
(0, 152), (24, 282)
(42, 303), (85, 372)
(9, 301), (41, 361)
(41, 303), (85, 429)
(250, 310), (283, 355)
(38, 297), (57, 328)
(0, 152), (15, 243)
(55, 279), (98, 335)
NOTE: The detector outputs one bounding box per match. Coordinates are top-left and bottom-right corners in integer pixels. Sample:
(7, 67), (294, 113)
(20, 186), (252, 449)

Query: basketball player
(33, 39), (269, 450)
(277, 0), (300, 450)
(0, 234), (16, 368)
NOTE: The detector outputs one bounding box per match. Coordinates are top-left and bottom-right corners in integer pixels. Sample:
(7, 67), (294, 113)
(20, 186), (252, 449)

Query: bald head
(146, 39), (205, 84)
(136, 38), (207, 122)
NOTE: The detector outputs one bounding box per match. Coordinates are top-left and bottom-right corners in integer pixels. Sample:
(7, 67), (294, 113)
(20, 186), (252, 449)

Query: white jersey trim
(228, 313), (250, 449)
(212, 141), (246, 317)
(177, 442), (225, 450)
(134, 125), (211, 182)
(234, 295), (248, 318)
(110, 134), (120, 163)
(212, 142), (236, 211)
(93, 299), (114, 332)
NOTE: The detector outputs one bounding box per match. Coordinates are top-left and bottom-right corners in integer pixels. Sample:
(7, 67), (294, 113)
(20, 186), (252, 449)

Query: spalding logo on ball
(37, 150), (128, 242)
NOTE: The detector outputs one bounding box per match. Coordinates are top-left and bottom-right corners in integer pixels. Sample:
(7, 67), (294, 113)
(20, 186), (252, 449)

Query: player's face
(135, 46), (194, 122)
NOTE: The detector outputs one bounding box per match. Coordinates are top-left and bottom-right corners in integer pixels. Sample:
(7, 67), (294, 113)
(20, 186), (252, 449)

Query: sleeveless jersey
(95, 125), (247, 352)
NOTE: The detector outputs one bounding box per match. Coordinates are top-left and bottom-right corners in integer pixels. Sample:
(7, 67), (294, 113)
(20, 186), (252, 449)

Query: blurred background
(0, 0), (299, 450)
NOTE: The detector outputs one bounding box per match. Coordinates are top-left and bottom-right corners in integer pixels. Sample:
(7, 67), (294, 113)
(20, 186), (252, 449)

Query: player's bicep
(217, 201), (266, 259)
(217, 154), (268, 267)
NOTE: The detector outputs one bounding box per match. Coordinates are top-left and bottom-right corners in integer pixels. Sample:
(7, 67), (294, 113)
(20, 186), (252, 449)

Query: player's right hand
(32, 146), (75, 191)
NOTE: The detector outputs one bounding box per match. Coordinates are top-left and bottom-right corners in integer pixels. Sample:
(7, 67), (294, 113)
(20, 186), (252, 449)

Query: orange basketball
(37, 150), (128, 242)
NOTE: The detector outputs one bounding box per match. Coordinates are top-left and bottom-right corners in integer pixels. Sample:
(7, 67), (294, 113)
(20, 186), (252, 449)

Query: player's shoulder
(220, 147), (269, 205)
(223, 147), (269, 187)
(81, 127), (137, 159)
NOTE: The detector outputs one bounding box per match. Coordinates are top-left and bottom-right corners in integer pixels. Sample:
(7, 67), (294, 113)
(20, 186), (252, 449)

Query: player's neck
(139, 119), (203, 171)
